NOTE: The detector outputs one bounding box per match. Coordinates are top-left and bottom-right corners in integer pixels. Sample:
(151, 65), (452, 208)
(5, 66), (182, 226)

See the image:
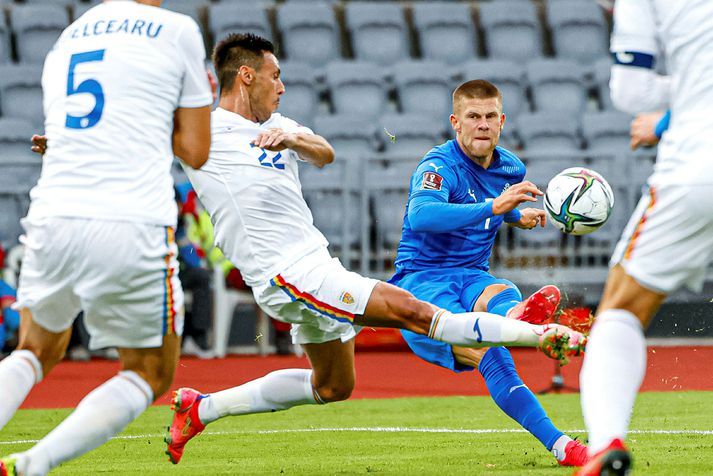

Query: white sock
(198, 369), (317, 424)
(0, 350), (43, 430)
(580, 309), (646, 453)
(551, 434), (573, 461)
(19, 370), (153, 476)
(429, 310), (543, 347)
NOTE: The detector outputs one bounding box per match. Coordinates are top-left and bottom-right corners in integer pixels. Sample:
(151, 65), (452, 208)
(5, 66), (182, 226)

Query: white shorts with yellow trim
(611, 184), (713, 294)
(15, 217), (183, 350)
(252, 247), (379, 345)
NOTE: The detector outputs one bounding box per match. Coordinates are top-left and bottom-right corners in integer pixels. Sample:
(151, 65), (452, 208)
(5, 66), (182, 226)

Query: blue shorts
(389, 268), (519, 373)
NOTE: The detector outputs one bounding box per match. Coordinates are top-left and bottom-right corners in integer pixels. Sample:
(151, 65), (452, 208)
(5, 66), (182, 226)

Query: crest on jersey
(421, 172), (443, 191)
(340, 292), (355, 305)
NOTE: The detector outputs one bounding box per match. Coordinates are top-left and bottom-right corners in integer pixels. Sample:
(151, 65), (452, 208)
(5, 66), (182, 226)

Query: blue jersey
(393, 140), (525, 273)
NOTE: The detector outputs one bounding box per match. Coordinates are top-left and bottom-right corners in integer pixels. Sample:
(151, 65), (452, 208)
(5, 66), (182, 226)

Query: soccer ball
(544, 167), (614, 236)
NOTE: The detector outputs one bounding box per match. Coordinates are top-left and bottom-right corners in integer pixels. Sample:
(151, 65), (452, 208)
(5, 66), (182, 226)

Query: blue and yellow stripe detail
(270, 275), (355, 323)
(163, 226), (178, 335)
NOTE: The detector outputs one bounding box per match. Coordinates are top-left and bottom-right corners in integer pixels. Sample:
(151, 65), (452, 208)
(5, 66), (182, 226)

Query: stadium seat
(380, 113), (444, 158)
(593, 56), (614, 110)
(461, 59), (528, 119)
(0, 13), (10, 64)
(527, 58), (588, 114)
(0, 117), (37, 163)
(325, 61), (388, 119)
(72, 3), (95, 22)
(412, 2), (478, 65)
(161, 0), (207, 26)
(314, 114), (378, 158)
(344, 2), (410, 65)
(0, 65), (44, 128)
(0, 192), (25, 246)
(276, 2), (341, 65)
(278, 61), (320, 129)
(517, 111), (581, 153)
(209, 4), (272, 44)
(479, 1), (542, 62)
(393, 60), (451, 121)
(581, 110), (633, 154)
(11, 5), (70, 64)
(547, 1), (609, 64)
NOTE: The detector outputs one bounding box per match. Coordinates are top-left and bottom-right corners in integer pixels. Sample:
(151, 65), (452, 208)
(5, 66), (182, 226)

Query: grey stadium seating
(160, 0), (207, 26)
(412, 2), (478, 65)
(0, 118), (38, 164)
(277, 2), (341, 66)
(209, 4), (272, 44)
(314, 114), (378, 158)
(380, 113), (445, 158)
(344, 2), (409, 65)
(517, 111), (581, 153)
(479, 1), (542, 63)
(593, 56), (615, 110)
(461, 59), (528, 119)
(527, 58), (588, 114)
(547, 0), (609, 64)
(11, 5), (70, 64)
(0, 64), (44, 128)
(278, 61), (321, 129)
(325, 60), (388, 119)
(581, 110), (632, 154)
(392, 60), (451, 122)
(0, 13), (10, 64)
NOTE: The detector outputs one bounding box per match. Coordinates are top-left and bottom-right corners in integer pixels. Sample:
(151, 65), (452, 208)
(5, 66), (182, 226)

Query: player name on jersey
(68, 18), (163, 40)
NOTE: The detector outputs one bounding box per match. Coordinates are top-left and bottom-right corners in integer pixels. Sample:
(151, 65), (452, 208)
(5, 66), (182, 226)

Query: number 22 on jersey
(66, 49), (105, 129)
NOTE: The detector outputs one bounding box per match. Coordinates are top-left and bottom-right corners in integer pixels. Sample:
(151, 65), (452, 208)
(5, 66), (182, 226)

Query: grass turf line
(1, 392), (712, 474)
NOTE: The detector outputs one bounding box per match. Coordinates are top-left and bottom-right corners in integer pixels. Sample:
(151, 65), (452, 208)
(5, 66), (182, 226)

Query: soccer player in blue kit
(389, 80), (588, 467)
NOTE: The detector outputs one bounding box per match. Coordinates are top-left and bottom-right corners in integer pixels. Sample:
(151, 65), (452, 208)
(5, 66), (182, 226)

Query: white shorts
(252, 247), (379, 345)
(611, 184), (713, 294)
(16, 217), (184, 350)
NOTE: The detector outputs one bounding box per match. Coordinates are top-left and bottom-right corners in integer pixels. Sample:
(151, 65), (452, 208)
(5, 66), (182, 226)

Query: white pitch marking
(1, 427), (712, 446)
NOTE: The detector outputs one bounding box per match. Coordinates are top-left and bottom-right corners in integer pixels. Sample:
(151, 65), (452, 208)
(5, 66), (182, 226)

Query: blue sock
(485, 286), (521, 317)
(481, 289), (563, 451)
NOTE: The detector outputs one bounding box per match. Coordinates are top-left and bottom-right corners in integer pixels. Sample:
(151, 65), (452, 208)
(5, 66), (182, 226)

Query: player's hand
(207, 69), (217, 103)
(251, 128), (296, 151)
(31, 134), (47, 155)
(512, 207), (547, 229)
(492, 181), (542, 215)
(630, 111), (663, 150)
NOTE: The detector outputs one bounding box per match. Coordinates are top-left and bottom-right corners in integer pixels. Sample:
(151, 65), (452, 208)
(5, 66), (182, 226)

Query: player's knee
(314, 380), (354, 403)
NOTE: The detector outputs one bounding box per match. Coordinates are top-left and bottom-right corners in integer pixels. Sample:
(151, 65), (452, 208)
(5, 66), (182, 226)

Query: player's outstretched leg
(0, 350), (43, 430)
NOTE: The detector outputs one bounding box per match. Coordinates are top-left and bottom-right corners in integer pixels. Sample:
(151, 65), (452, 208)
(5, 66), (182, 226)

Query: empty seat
(393, 60), (451, 121)
(11, 5), (70, 64)
(461, 59), (528, 118)
(0, 13), (10, 64)
(593, 56), (614, 110)
(380, 113), (444, 158)
(72, 3), (96, 22)
(161, 0), (207, 26)
(278, 62), (320, 129)
(344, 2), (409, 65)
(0, 65), (44, 128)
(314, 114), (378, 158)
(527, 58), (588, 114)
(209, 4), (271, 44)
(0, 192), (25, 246)
(412, 3), (477, 65)
(517, 112), (581, 153)
(547, 1), (608, 64)
(479, 1), (542, 62)
(0, 118), (37, 163)
(581, 111), (632, 154)
(325, 61), (387, 119)
(277, 2), (340, 65)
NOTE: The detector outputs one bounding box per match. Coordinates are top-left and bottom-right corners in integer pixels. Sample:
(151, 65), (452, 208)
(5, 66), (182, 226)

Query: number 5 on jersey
(66, 49), (105, 129)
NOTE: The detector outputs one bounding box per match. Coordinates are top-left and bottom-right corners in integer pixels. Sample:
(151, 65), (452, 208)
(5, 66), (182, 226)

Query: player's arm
(252, 129), (334, 168)
(508, 207), (546, 229)
(173, 106), (211, 169)
(409, 194), (497, 233)
(609, 0), (670, 114)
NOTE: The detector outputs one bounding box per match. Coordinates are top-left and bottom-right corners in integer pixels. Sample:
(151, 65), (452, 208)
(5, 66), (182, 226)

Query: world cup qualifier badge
(340, 291), (355, 305)
(421, 172), (443, 191)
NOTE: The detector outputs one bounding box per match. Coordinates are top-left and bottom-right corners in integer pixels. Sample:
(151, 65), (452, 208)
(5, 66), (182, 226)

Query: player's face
(249, 53), (285, 123)
(451, 97), (505, 161)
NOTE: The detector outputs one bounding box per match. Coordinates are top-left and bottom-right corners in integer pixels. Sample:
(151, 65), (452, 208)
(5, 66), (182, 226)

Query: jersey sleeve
(176, 18), (212, 108)
(277, 115), (315, 135)
(409, 157), (457, 201)
(609, 0), (670, 113)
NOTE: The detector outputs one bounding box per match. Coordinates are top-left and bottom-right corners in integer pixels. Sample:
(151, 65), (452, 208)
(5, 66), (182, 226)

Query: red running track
(19, 346), (713, 409)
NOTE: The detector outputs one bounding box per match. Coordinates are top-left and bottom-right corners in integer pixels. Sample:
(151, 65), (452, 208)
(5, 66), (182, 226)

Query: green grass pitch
(1, 392), (712, 474)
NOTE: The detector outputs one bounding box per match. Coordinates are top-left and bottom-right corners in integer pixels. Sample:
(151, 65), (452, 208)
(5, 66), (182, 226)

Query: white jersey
(29, 1), (212, 226)
(610, 0), (713, 186)
(184, 108), (329, 287)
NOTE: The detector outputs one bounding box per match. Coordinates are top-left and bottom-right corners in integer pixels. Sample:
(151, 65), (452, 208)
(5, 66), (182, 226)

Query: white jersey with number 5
(184, 107), (329, 287)
(610, 0), (713, 186)
(29, 1), (212, 226)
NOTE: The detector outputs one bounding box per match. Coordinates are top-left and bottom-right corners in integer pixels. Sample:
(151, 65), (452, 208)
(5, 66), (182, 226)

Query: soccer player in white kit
(577, 1), (713, 474)
(165, 33), (587, 464)
(0, 1), (212, 475)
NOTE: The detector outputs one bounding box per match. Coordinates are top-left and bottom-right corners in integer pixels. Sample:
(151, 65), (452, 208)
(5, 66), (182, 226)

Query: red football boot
(574, 439), (631, 475)
(557, 439), (589, 467)
(506, 285), (561, 324)
(165, 388), (207, 464)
